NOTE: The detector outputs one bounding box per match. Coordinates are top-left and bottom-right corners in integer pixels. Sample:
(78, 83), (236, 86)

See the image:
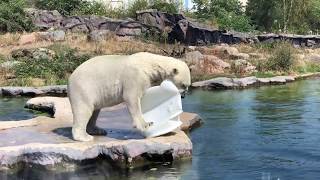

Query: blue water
(1, 79), (320, 179)
(0, 97), (34, 121)
(181, 78), (320, 179)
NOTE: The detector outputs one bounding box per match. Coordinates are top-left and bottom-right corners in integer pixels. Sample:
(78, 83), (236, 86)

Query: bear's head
(170, 61), (191, 97)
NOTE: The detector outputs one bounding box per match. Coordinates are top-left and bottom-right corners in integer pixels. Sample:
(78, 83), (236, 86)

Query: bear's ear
(173, 68), (179, 75)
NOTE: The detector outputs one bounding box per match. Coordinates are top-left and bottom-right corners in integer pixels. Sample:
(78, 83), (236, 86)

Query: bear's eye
(173, 68), (179, 75)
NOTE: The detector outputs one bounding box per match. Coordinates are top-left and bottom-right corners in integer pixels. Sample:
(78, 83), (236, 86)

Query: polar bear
(68, 52), (191, 141)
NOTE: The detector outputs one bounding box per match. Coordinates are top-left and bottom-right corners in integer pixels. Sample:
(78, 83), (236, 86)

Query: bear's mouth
(179, 88), (188, 98)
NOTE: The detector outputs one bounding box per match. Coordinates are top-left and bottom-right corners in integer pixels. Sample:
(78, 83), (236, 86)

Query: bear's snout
(179, 86), (189, 98)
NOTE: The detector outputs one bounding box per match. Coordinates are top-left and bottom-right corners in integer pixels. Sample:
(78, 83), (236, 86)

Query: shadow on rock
(52, 127), (145, 140)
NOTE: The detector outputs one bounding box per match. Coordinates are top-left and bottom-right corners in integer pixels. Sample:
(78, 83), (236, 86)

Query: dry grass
(62, 32), (172, 55)
(234, 43), (256, 54)
(0, 32), (175, 57)
(0, 33), (20, 46)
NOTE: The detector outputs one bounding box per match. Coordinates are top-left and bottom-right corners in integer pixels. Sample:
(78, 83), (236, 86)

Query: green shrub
(266, 42), (296, 72)
(127, 0), (149, 18)
(295, 62), (320, 73)
(0, 0), (34, 33)
(72, 1), (108, 16)
(217, 12), (255, 32)
(35, 0), (84, 16)
(150, 0), (178, 14)
(14, 45), (91, 85)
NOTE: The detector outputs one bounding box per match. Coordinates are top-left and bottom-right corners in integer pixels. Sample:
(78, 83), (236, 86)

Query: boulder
(202, 55), (231, 73)
(183, 51), (203, 65)
(11, 48), (55, 60)
(232, 59), (256, 74)
(116, 21), (149, 36)
(196, 45), (241, 59)
(183, 51), (230, 74)
(87, 30), (113, 42)
(25, 8), (63, 30)
(192, 77), (238, 90)
(61, 16), (124, 33)
(0, 85), (67, 97)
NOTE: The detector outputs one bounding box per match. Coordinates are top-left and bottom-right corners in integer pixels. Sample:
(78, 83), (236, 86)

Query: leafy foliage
(35, 0), (83, 16)
(72, 1), (109, 16)
(192, 0), (254, 32)
(150, 0), (179, 14)
(246, 0), (320, 34)
(14, 45), (91, 84)
(127, 0), (149, 18)
(266, 42), (296, 72)
(0, 0), (34, 33)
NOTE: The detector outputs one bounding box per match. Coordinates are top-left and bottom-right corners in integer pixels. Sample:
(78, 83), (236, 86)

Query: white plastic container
(141, 80), (183, 138)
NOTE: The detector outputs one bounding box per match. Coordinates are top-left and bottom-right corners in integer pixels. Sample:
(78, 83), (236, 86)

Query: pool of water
(0, 97), (35, 121)
(181, 78), (320, 179)
(1, 79), (320, 179)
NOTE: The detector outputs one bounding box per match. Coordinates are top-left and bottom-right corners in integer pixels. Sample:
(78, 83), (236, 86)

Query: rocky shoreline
(0, 73), (318, 97)
(0, 85), (67, 97)
(192, 73), (320, 90)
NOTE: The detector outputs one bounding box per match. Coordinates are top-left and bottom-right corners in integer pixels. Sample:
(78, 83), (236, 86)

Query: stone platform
(0, 97), (202, 168)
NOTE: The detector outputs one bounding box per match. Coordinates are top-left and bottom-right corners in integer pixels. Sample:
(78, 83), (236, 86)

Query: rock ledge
(0, 97), (201, 168)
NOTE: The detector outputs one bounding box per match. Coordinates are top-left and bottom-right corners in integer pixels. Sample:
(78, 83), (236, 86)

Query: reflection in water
(1, 79), (320, 179)
(0, 160), (193, 180)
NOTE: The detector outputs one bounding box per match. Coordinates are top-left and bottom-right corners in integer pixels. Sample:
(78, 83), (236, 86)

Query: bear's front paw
(134, 121), (153, 131)
(73, 133), (94, 142)
(72, 128), (94, 142)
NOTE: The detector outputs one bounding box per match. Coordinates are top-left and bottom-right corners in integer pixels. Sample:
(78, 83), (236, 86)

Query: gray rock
(192, 75), (298, 90)
(235, 76), (258, 86)
(25, 8), (63, 30)
(183, 51), (204, 65)
(183, 51), (230, 74)
(232, 59), (256, 74)
(87, 30), (112, 42)
(0, 85), (67, 97)
(307, 39), (316, 47)
(1, 87), (23, 96)
(11, 48), (55, 60)
(192, 77), (238, 90)
(116, 21), (147, 36)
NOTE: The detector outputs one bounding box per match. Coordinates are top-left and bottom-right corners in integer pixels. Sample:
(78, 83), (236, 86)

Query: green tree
(246, 0), (319, 34)
(192, 0), (254, 32)
(35, 0), (84, 16)
(246, 0), (279, 31)
(0, 0), (34, 32)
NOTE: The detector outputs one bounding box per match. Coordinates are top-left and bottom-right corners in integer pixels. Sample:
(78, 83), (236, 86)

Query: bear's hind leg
(72, 105), (94, 142)
(86, 109), (107, 136)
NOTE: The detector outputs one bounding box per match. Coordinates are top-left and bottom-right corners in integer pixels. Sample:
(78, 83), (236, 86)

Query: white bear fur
(68, 52), (191, 141)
